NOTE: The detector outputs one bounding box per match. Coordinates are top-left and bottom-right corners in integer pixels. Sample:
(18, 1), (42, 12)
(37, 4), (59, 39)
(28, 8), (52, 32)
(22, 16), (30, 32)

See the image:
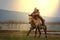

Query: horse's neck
(30, 20), (35, 26)
(33, 18), (42, 24)
(33, 18), (38, 23)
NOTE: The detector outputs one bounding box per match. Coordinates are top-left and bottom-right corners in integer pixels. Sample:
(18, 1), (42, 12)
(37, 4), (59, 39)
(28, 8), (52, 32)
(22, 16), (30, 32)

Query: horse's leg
(34, 27), (37, 37)
(37, 26), (41, 37)
(27, 27), (34, 36)
(43, 25), (47, 38)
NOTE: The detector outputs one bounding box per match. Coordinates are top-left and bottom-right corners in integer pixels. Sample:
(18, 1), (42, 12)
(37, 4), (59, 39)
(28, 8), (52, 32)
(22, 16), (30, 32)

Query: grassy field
(0, 34), (60, 40)
(0, 36), (60, 40)
(0, 31), (60, 40)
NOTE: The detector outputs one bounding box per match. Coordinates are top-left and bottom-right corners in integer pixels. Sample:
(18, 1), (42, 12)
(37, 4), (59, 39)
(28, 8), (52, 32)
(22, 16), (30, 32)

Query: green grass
(0, 35), (60, 40)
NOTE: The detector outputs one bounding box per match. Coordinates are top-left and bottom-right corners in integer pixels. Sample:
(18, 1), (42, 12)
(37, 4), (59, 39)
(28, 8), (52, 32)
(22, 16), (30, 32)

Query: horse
(27, 15), (47, 38)
(27, 15), (42, 37)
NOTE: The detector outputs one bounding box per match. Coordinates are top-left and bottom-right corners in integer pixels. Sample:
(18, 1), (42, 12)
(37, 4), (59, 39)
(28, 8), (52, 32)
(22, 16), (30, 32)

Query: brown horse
(27, 15), (47, 38)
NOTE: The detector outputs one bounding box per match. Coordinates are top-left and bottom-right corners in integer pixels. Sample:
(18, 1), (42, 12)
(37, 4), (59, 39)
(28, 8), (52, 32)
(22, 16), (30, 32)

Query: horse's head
(28, 15), (33, 23)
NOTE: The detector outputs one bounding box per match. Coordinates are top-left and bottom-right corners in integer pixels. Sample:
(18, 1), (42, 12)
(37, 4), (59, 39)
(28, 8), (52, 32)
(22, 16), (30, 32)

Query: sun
(10, 0), (59, 17)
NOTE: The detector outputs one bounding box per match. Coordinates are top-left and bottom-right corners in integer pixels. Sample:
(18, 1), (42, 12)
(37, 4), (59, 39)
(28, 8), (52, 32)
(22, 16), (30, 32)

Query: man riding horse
(31, 8), (45, 26)
(27, 8), (47, 38)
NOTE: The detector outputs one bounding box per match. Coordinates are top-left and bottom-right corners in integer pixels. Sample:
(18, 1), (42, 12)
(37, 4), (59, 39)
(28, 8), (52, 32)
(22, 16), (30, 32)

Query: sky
(0, 0), (60, 17)
(0, 0), (60, 31)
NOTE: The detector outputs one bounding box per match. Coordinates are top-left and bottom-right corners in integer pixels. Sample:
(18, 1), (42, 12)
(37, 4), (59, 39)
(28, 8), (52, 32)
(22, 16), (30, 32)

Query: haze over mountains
(0, 9), (60, 23)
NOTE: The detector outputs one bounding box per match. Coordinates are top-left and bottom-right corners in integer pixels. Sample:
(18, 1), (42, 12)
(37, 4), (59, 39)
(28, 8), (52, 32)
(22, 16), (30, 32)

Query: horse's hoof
(34, 36), (36, 38)
(45, 36), (47, 38)
(38, 36), (40, 38)
(26, 34), (29, 36)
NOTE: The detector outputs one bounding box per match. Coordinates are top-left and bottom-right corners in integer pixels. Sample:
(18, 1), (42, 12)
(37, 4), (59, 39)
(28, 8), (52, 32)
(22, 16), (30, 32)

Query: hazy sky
(0, 0), (60, 17)
(0, 0), (60, 31)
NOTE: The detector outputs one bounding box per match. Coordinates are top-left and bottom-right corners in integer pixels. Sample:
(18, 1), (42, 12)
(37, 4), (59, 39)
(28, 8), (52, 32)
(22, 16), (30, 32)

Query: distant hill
(0, 9), (60, 22)
(43, 17), (60, 22)
(0, 9), (29, 23)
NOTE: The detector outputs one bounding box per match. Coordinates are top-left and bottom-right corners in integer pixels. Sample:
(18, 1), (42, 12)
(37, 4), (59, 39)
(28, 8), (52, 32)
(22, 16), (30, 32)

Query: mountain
(43, 17), (60, 22)
(0, 9), (29, 22)
(0, 9), (60, 22)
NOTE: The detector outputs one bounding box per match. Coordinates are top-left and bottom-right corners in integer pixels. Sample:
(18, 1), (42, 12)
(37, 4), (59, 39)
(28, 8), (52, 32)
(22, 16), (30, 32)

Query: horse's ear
(28, 15), (31, 16)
